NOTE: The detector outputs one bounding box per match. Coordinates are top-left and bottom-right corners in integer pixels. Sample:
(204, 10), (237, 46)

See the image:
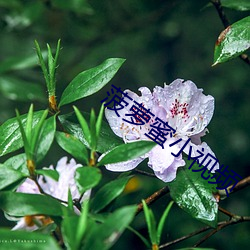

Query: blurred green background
(0, 0), (249, 249)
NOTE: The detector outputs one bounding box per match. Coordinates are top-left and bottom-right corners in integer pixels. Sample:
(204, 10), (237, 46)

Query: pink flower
(12, 157), (90, 231)
(103, 79), (219, 182)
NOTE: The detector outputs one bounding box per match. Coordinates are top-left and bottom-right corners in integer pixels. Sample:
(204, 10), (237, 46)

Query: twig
(211, 0), (250, 66)
(211, 0), (230, 27)
(134, 169), (156, 178)
(136, 186), (170, 215)
(159, 224), (212, 249)
(159, 216), (250, 249)
(218, 176), (250, 198)
(218, 206), (235, 218)
(193, 216), (250, 247)
(33, 177), (68, 204)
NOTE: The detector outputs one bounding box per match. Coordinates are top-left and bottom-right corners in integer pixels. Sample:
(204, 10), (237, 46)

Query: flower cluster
(11, 157), (89, 231)
(103, 79), (219, 182)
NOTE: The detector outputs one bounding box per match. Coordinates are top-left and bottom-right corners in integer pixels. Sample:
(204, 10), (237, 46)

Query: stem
(134, 169), (156, 178)
(136, 186), (170, 215)
(218, 206), (235, 218)
(218, 176), (250, 198)
(193, 216), (250, 247)
(159, 216), (250, 249)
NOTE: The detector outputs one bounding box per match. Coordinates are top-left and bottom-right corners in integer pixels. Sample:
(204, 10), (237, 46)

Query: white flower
(12, 157), (90, 231)
(103, 79), (219, 182)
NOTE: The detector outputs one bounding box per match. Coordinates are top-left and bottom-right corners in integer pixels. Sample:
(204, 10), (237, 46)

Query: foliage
(0, 1), (249, 250)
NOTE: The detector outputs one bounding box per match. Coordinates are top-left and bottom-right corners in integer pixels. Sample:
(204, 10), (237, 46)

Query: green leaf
(83, 205), (137, 250)
(96, 104), (105, 140)
(36, 169), (59, 181)
(0, 228), (60, 250)
(36, 116), (56, 162)
(30, 109), (49, 158)
(75, 167), (102, 194)
(73, 106), (91, 147)
(62, 201), (89, 250)
(4, 154), (28, 175)
(97, 140), (156, 166)
(0, 192), (65, 216)
(76, 200), (89, 248)
(35, 40), (50, 90)
(62, 215), (80, 250)
(0, 111), (44, 157)
(89, 108), (97, 150)
(0, 76), (46, 102)
(127, 226), (151, 248)
(59, 112), (123, 153)
(142, 200), (157, 245)
(91, 176), (132, 213)
(168, 164), (218, 227)
(0, 164), (27, 190)
(213, 16), (250, 65)
(221, 0), (250, 11)
(59, 58), (125, 106)
(157, 201), (174, 244)
(56, 131), (89, 165)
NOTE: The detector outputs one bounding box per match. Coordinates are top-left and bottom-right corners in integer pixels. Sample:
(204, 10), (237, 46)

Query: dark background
(0, 0), (249, 249)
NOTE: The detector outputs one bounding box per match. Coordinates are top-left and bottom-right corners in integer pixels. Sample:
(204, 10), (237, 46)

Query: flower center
(170, 99), (190, 122)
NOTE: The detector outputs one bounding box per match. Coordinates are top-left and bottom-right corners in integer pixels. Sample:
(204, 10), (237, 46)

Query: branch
(193, 216), (250, 247)
(159, 224), (212, 249)
(159, 216), (250, 249)
(134, 169), (156, 178)
(136, 186), (170, 215)
(211, 0), (250, 66)
(218, 176), (250, 199)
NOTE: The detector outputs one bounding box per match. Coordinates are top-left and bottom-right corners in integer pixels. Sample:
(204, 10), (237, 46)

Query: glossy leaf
(0, 76), (46, 102)
(73, 106), (91, 147)
(4, 153), (28, 175)
(36, 116), (56, 162)
(56, 131), (89, 165)
(97, 140), (156, 166)
(0, 111), (44, 157)
(91, 176), (132, 213)
(36, 169), (59, 181)
(59, 113), (123, 153)
(0, 228), (60, 250)
(59, 58), (125, 106)
(168, 164), (218, 227)
(221, 0), (250, 11)
(0, 164), (27, 190)
(0, 192), (65, 216)
(213, 16), (250, 65)
(75, 167), (102, 194)
(83, 205), (137, 250)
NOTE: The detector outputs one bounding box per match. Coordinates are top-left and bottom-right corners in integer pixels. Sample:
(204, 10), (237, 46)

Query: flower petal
(40, 157), (82, 201)
(16, 178), (40, 194)
(105, 156), (146, 172)
(183, 141), (220, 173)
(154, 79), (214, 137)
(148, 138), (185, 182)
